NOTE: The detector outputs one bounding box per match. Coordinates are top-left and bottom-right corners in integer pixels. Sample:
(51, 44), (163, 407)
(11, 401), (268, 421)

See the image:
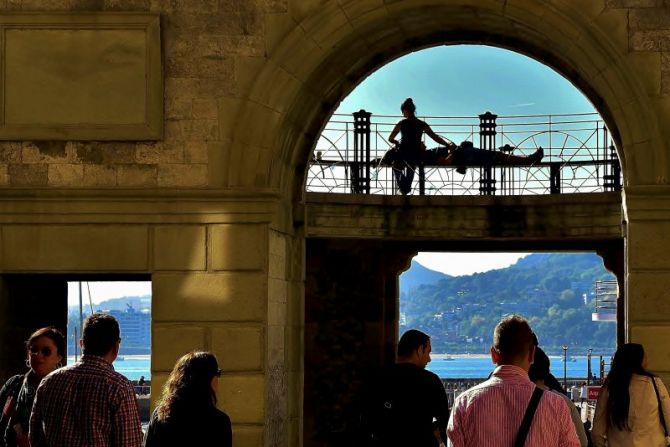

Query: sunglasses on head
(215, 368), (222, 377)
(29, 346), (53, 357)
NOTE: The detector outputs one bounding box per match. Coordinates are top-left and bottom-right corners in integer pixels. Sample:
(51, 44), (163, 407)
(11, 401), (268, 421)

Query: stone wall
(0, 1), (670, 446)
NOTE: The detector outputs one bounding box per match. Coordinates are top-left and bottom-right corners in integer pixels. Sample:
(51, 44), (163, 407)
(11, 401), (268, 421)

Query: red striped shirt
(447, 365), (580, 447)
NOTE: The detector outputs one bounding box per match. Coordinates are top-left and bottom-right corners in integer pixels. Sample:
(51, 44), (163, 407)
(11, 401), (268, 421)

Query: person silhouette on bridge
(388, 98), (455, 194)
(387, 99), (544, 193)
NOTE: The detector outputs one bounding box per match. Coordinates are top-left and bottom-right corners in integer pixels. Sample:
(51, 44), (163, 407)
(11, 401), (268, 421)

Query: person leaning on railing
(387, 98), (456, 195)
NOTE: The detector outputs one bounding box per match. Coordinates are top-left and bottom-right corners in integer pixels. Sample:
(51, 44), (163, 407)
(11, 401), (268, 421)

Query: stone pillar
(596, 242), (625, 345)
(151, 223), (269, 447)
(625, 188), (670, 384)
(0, 275), (68, 384)
(304, 239), (414, 447)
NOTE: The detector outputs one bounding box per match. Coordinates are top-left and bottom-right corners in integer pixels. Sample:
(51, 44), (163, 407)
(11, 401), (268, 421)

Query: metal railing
(307, 111), (622, 196)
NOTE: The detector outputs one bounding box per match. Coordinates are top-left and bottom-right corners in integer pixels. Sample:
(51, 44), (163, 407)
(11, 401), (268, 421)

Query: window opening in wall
(399, 252), (616, 413)
(308, 45), (622, 195)
(67, 280), (151, 416)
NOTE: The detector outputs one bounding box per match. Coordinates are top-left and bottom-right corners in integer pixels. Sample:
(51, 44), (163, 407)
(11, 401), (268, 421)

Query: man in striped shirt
(447, 315), (580, 447)
(30, 313), (143, 447)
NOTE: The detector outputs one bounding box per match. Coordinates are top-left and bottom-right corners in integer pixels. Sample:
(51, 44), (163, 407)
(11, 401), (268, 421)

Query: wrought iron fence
(307, 111), (622, 196)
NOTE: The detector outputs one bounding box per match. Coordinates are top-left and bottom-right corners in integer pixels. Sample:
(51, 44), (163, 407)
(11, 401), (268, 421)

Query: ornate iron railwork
(307, 111), (622, 196)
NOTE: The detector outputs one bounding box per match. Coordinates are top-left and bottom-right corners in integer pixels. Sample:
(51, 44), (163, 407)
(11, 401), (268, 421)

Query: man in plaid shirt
(30, 313), (143, 447)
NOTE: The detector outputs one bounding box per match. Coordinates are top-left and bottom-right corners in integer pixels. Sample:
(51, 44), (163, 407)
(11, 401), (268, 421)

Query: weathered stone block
(211, 325), (264, 371)
(630, 7), (670, 30)
(269, 278), (287, 305)
(662, 71), (670, 95)
(219, 374), (265, 423)
(48, 164), (84, 186)
(82, 165), (117, 186)
(153, 225), (207, 271)
(0, 143), (21, 163)
(231, 425), (264, 447)
(165, 119), (219, 141)
(22, 142), (75, 163)
(184, 141), (208, 163)
(117, 165), (157, 187)
(192, 98), (219, 119)
(0, 165), (8, 186)
(606, 0), (664, 7)
(101, 144), (138, 164)
(157, 164), (208, 187)
(8, 164), (47, 186)
(210, 224), (266, 271)
(104, 0), (151, 11)
(2, 225), (149, 270)
(166, 97), (193, 120)
(152, 272), (266, 322)
(630, 30), (670, 51)
(628, 272), (670, 321)
(152, 324), (206, 371)
(136, 142), (184, 164)
(630, 325), (670, 371)
(628, 221), (670, 269)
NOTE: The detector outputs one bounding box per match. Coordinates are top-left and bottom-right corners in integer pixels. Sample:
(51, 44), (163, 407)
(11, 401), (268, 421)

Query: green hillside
(400, 253), (617, 355)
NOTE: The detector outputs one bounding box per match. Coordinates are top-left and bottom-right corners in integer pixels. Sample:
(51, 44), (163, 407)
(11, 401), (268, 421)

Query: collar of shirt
(490, 364), (531, 383)
(80, 354), (115, 371)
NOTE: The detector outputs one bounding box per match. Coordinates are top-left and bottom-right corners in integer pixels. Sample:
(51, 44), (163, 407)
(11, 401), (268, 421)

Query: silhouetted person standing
(361, 329), (449, 446)
(388, 98), (454, 194)
(30, 314), (142, 447)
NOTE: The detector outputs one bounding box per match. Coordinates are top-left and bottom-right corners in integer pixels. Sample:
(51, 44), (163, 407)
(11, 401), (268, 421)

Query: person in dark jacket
(0, 327), (64, 447)
(143, 351), (232, 447)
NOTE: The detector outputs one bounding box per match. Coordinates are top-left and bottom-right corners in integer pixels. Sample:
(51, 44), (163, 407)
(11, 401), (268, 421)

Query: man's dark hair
(82, 313), (120, 356)
(398, 329), (430, 357)
(492, 315), (534, 362)
(528, 347), (550, 382)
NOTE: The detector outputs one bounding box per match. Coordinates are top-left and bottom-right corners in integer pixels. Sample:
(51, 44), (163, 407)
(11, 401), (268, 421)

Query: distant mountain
(400, 253), (616, 355)
(400, 260), (451, 293)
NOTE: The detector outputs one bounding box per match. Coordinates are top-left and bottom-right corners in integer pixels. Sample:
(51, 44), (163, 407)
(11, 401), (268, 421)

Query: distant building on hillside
(68, 305), (151, 355)
(108, 305), (150, 353)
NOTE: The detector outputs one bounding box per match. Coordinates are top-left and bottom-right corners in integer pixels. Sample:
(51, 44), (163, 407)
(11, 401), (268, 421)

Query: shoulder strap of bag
(514, 387), (544, 447)
(651, 376), (669, 438)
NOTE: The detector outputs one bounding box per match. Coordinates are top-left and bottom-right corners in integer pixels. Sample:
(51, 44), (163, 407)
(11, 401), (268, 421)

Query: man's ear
(490, 346), (500, 364)
(528, 345), (536, 364)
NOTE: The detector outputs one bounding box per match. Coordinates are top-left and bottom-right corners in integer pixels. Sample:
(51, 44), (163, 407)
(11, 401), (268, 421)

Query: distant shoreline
(67, 354), (151, 360)
(433, 353), (490, 359)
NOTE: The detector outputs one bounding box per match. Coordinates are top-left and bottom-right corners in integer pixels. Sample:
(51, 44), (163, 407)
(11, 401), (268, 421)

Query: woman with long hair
(592, 343), (670, 446)
(143, 351), (232, 447)
(0, 327), (65, 447)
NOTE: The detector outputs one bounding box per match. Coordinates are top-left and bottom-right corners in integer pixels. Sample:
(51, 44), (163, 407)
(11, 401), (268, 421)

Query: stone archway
(224, 1), (670, 445)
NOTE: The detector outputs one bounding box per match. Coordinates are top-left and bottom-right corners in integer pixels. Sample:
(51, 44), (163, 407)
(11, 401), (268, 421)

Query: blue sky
(334, 45), (597, 117)
(332, 45), (599, 276)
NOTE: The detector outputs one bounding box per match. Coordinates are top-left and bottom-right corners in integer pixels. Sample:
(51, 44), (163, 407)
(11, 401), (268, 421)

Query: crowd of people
(0, 314), (231, 447)
(1, 312), (668, 447)
(360, 315), (670, 447)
